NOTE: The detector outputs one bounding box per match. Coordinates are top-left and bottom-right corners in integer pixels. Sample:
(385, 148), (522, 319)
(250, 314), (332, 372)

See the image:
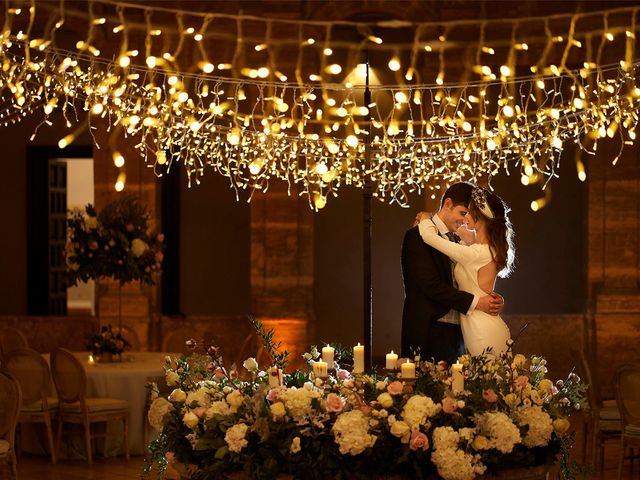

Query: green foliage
(249, 315), (289, 369)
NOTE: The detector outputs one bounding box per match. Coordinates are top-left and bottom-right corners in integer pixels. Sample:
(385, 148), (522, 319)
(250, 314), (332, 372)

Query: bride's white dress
(419, 219), (511, 356)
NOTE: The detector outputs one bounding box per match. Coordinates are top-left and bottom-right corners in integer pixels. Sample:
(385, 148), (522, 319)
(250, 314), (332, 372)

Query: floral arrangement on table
(145, 319), (587, 480)
(87, 323), (130, 357)
(65, 195), (164, 286)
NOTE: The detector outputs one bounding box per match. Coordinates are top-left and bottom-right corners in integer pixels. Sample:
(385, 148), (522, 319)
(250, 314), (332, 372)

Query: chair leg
(55, 414), (63, 460)
(10, 451), (17, 480)
(124, 414), (130, 461)
(44, 411), (57, 464)
(617, 437), (625, 480)
(83, 418), (93, 465)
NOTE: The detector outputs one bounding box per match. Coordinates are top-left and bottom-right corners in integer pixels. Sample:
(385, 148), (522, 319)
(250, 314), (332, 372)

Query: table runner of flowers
(145, 320), (587, 480)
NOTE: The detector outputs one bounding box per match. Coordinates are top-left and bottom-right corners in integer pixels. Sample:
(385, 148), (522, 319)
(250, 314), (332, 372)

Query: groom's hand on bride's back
(476, 292), (504, 316)
(413, 211), (431, 227)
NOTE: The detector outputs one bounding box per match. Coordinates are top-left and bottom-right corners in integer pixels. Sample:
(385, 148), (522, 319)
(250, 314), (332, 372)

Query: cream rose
(169, 388), (187, 403)
(270, 402), (286, 419)
(390, 420), (411, 442)
(182, 411), (199, 429)
(377, 392), (393, 409)
(165, 371), (180, 386)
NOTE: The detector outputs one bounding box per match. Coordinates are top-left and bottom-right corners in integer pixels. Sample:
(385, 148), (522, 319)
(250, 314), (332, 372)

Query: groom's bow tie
(445, 231), (460, 243)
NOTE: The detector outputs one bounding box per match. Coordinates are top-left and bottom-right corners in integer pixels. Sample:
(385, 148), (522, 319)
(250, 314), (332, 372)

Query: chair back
(615, 364), (640, 427)
(0, 327), (28, 357)
(2, 348), (51, 405)
(51, 348), (87, 404)
(115, 326), (140, 351)
(0, 372), (21, 443)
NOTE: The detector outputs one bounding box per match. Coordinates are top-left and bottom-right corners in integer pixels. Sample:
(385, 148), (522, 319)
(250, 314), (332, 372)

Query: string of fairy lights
(0, 1), (639, 209)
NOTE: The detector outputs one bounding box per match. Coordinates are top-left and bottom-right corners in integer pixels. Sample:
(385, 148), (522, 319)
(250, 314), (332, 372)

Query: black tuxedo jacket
(400, 225), (474, 363)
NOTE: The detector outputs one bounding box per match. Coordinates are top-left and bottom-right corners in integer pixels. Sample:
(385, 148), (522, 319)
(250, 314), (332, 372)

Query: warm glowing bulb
(315, 162), (328, 175)
(486, 138), (497, 150)
(146, 56), (157, 68)
(323, 48), (333, 56)
(190, 120), (201, 132)
(257, 67), (270, 78)
(227, 129), (241, 145)
(249, 160), (263, 175)
(551, 136), (562, 149)
(313, 193), (327, 210)
(573, 98), (584, 109)
(346, 135), (358, 148)
(605, 32), (614, 41)
(168, 76), (178, 86)
(524, 164), (534, 176)
(325, 64), (342, 75)
(58, 134), (74, 149)
(521, 175), (530, 186)
(156, 150), (167, 165)
(118, 55), (130, 68)
(92, 103), (103, 114)
(388, 56), (401, 72)
(177, 91), (189, 103)
(114, 173), (126, 192)
(500, 65), (511, 77)
(113, 152), (125, 167)
(531, 200), (539, 211)
(392, 91), (407, 104)
(502, 105), (514, 117)
(200, 62), (214, 73)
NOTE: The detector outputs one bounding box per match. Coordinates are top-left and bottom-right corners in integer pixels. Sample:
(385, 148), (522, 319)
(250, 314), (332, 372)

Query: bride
(417, 187), (515, 356)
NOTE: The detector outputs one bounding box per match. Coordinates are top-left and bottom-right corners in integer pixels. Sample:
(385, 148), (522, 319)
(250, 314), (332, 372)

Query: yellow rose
(377, 392), (394, 409)
(553, 418), (571, 435)
(290, 436), (301, 453)
(166, 371), (180, 386)
(226, 389), (244, 409)
(538, 379), (553, 394)
(503, 393), (519, 408)
(511, 354), (527, 369)
(169, 388), (187, 403)
(270, 401), (286, 419)
(390, 420), (410, 442)
(472, 435), (490, 450)
(182, 411), (199, 429)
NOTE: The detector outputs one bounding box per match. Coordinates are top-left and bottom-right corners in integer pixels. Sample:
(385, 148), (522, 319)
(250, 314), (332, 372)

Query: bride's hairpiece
(471, 187), (495, 219)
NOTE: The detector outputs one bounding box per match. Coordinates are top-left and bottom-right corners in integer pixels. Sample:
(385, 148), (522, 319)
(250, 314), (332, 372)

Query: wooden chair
(0, 372), (21, 480)
(50, 348), (130, 465)
(572, 347), (621, 471)
(2, 348), (58, 463)
(114, 326), (140, 352)
(615, 364), (640, 479)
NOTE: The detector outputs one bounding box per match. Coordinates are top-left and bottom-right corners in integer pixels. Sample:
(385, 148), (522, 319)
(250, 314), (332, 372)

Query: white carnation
(225, 423), (249, 453)
(401, 394), (440, 429)
(517, 405), (553, 447)
(476, 412), (521, 453)
(332, 410), (377, 455)
(186, 388), (211, 408)
(205, 400), (231, 419)
(148, 397), (173, 432)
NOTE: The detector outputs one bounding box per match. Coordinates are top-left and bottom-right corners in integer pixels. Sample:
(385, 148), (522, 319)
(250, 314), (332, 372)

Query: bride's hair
(468, 188), (515, 278)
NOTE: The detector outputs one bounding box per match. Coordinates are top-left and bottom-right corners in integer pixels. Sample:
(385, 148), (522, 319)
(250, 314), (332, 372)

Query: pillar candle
(268, 367), (283, 387)
(353, 343), (365, 374)
(322, 346), (335, 367)
(401, 360), (415, 379)
(88, 354), (95, 366)
(451, 362), (464, 394)
(385, 350), (398, 370)
(313, 361), (328, 378)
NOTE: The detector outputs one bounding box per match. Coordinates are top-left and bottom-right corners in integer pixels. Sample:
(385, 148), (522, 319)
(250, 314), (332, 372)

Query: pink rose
(325, 393), (345, 413)
(409, 430), (429, 451)
(515, 375), (529, 390)
(126, 223), (134, 232)
(442, 396), (458, 414)
(551, 386), (559, 395)
(214, 367), (226, 379)
(336, 368), (350, 380)
(387, 381), (404, 396)
(165, 452), (176, 464)
(482, 389), (498, 403)
(193, 407), (207, 418)
(359, 405), (372, 415)
(157, 233), (165, 242)
(89, 241), (98, 250)
(266, 389), (279, 402)
(155, 251), (164, 262)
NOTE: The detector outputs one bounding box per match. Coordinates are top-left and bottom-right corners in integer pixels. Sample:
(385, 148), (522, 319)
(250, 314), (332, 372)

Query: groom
(401, 182), (503, 364)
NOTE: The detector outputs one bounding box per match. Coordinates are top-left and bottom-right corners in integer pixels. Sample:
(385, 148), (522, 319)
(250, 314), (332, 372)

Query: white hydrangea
(280, 386), (321, 422)
(205, 400), (231, 419)
(332, 410), (377, 455)
(224, 423), (249, 453)
(186, 387), (211, 408)
(148, 397), (173, 432)
(431, 427), (486, 480)
(517, 405), (553, 447)
(401, 394), (440, 429)
(476, 412), (521, 453)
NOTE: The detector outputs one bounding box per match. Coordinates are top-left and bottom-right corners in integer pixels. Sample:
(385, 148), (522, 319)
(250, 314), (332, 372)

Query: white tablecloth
(33, 351), (171, 457)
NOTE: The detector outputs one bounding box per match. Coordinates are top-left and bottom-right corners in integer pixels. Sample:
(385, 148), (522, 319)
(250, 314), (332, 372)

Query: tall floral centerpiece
(66, 195), (164, 354)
